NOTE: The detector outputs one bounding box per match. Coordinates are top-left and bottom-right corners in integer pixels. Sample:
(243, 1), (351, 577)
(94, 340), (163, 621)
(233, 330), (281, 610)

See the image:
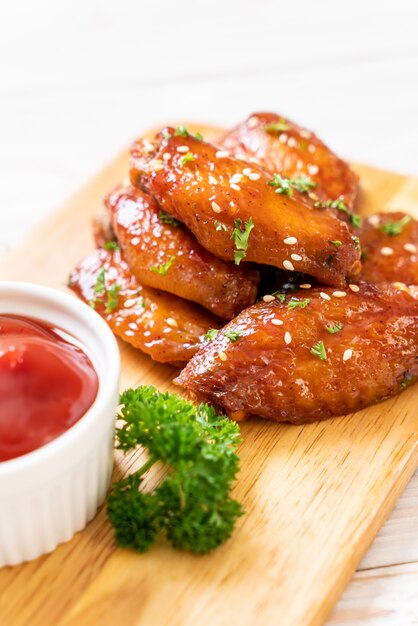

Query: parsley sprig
(90, 268), (121, 313)
(225, 330), (241, 342)
(151, 255), (176, 276)
(326, 322), (343, 334)
(205, 328), (219, 342)
(287, 297), (310, 310)
(231, 217), (254, 265)
(181, 151), (195, 165)
(381, 215), (411, 236)
(264, 118), (289, 134)
(107, 386), (243, 554)
(268, 174), (316, 196)
(159, 211), (180, 227)
(316, 198), (362, 228)
(310, 340), (328, 361)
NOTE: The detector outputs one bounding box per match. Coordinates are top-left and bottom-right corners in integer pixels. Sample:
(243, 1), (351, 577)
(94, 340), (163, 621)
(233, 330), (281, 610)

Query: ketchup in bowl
(0, 314), (99, 462)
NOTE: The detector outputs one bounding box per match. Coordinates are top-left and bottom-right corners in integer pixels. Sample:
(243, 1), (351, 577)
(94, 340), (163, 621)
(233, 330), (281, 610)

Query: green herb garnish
(195, 132), (203, 141)
(317, 199), (362, 228)
(400, 373), (417, 390)
(104, 241), (120, 251)
(174, 126), (190, 138)
(290, 175), (317, 193)
(352, 235), (361, 248)
(264, 118), (289, 134)
(151, 255), (176, 276)
(326, 322), (343, 334)
(91, 268), (121, 313)
(381, 215), (411, 236)
(94, 268), (106, 294)
(105, 284), (121, 313)
(331, 240), (342, 247)
(107, 386), (243, 554)
(231, 217), (254, 265)
(268, 174), (316, 196)
(310, 340), (327, 361)
(215, 220), (228, 232)
(225, 330), (241, 343)
(287, 297), (311, 310)
(204, 328), (219, 342)
(181, 151), (195, 165)
(272, 292), (287, 303)
(159, 210), (180, 227)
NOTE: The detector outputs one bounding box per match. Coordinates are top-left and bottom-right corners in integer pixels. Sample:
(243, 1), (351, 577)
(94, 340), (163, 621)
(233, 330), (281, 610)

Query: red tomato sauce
(0, 314), (98, 462)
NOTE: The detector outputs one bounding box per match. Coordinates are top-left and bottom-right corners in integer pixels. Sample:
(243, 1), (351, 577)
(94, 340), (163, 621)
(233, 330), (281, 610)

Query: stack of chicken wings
(69, 113), (418, 423)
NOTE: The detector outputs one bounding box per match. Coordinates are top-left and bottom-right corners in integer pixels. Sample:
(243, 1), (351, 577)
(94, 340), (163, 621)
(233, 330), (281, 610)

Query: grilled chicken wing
(220, 112), (359, 212)
(175, 283), (418, 423)
(68, 248), (221, 365)
(360, 212), (418, 286)
(131, 129), (361, 287)
(105, 185), (259, 319)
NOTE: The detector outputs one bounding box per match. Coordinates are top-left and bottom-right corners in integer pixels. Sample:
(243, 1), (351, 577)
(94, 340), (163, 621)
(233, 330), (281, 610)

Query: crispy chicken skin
(360, 212), (418, 286)
(105, 185), (259, 319)
(68, 248), (221, 365)
(175, 283), (418, 423)
(220, 112), (359, 211)
(131, 129), (361, 287)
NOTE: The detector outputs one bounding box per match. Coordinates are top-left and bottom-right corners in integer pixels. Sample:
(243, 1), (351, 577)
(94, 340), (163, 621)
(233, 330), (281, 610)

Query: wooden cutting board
(0, 125), (418, 626)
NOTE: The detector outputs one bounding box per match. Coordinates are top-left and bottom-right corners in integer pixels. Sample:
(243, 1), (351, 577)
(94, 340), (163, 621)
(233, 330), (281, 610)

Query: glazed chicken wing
(175, 283), (418, 423)
(220, 112), (359, 212)
(68, 248), (221, 365)
(105, 185), (259, 319)
(360, 212), (418, 286)
(131, 129), (360, 287)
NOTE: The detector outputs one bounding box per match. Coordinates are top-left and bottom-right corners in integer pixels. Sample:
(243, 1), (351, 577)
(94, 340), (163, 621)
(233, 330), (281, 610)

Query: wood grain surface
(0, 125), (417, 626)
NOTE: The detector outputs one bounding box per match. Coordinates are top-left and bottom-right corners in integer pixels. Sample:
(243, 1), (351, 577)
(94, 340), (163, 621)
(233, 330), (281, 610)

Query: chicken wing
(220, 112), (358, 212)
(105, 185), (259, 319)
(68, 247), (221, 365)
(360, 212), (418, 286)
(131, 129), (361, 287)
(175, 283), (418, 423)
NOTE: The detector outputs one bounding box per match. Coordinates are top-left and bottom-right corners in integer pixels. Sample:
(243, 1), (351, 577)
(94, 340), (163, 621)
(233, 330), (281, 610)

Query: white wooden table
(1, 0), (418, 622)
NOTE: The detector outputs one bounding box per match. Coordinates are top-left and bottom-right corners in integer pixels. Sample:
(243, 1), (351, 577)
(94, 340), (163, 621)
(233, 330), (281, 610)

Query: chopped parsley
(331, 240), (342, 247)
(94, 268), (106, 294)
(316, 198), (362, 228)
(104, 241), (120, 251)
(225, 330), (241, 343)
(287, 297), (311, 309)
(351, 214), (362, 229)
(326, 322), (343, 334)
(264, 118), (289, 134)
(159, 211), (180, 227)
(268, 174), (316, 196)
(204, 328), (219, 342)
(105, 284), (121, 313)
(352, 235), (361, 248)
(91, 268), (121, 313)
(381, 215), (411, 236)
(231, 217), (254, 265)
(215, 220), (228, 232)
(400, 372), (416, 390)
(272, 292), (287, 303)
(310, 340), (328, 361)
(174, 126), (190, 137)
(181, 151), (195, 165)
(151, 255), (176, 276)
(195, 132), (203, 141)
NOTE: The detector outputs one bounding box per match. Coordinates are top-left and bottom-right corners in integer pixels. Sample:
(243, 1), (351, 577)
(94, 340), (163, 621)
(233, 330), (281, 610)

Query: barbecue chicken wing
(68, 248), (221, 365)
(131, 129), (361, 287)
(220, 112), (359, 212)
(360, 212), (418, 286)
(175, 283), (418, 423)
(105, 185), (259, 319)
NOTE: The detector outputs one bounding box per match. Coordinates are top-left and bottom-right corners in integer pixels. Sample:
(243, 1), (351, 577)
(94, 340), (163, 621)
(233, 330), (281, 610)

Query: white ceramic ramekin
(0, 281), (120, 567)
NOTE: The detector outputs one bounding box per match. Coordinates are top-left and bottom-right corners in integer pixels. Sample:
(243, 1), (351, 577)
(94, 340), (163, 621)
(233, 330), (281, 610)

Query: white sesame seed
(166, 317), (178, 328)
(404, 243), (417, 254)
(368, 215), (380, 227)
(284, 331), (292, 345)
(216, 150), (229, 158)
(153, 163), (164, 172)
(209, 175), (218, 185)
(279, 133), (288, 144)
(163, 152), (171, 161)
(230, 183), (241, 191)
(128, 322), (138, 330)
(230, 174), (243, 184)
(243, 167), (252, 176)
(288, 137), (297, 148)
(263, 294), (276, 303)
(393, 281), (408, 291)
(124, 299), (137, 308)
(249, 173), (261, 181)
(131, 237), (140, 245)
(235, 153), (246, 161)
(249, 157), (261, 164)
(291, 253), (302, 262)
(300, 130), (311, 139)
(177, 145), (189, 153)
(211, 201), (222, 213)
(248, 116), (258, 128)
(143, 142), (155, 153)
(349, 284), (360, 292)
(308, 192), (319, 201)
(308, 164), (319, 175)
(320, 292), (331, 301)
(299, 283), (312, 289)
(343, 349), (353, 361)
(125, 330), (135, 337)
(283, 260), (295, 271)
(308, 145), (315, 153)
(332, 291), (347, 298)
(271, 318), (283, 326)
(219, 351), (227, 361)
(380, 246), (394, 256)
(284, 236), (298, 245)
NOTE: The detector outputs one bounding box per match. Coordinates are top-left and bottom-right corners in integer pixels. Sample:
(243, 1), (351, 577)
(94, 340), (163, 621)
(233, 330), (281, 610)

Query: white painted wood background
(1, 0), (417, 622)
